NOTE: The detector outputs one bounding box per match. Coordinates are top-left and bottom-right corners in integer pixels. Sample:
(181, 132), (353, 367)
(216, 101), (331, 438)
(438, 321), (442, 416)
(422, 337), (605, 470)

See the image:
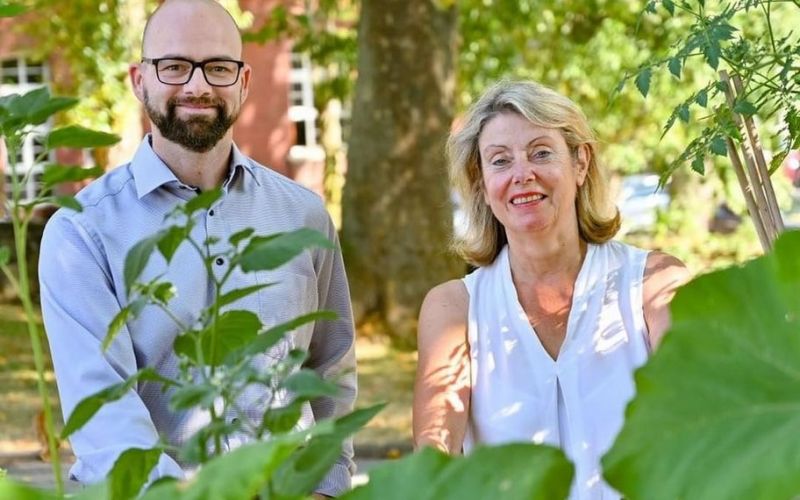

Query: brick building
(0, 0), (325, 211)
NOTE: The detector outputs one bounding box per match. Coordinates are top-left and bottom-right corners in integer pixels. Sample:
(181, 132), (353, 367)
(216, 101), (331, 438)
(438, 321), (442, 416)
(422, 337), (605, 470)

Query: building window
(288, 52), (318, 147)
(1, 58), (51, 204)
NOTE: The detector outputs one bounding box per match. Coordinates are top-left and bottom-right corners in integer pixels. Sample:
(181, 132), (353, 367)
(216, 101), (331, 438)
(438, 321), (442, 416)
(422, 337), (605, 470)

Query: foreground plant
(0, 86), (119, 496)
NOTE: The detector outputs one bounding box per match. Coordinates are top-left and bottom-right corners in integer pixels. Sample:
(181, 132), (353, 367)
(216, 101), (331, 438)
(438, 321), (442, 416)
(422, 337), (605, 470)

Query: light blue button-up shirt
(39, 137), (357, 496)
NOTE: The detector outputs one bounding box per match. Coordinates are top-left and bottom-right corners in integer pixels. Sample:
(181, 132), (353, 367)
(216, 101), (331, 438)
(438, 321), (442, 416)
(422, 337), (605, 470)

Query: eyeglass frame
(141, 57), (245, 87)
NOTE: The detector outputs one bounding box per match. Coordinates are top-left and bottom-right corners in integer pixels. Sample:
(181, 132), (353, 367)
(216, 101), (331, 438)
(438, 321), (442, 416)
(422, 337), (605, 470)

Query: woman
(413, 81), (690, 499)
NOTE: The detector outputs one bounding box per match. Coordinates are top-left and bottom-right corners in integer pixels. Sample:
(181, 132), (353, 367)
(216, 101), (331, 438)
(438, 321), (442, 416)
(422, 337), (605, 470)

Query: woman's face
(478, 111), (589, 241)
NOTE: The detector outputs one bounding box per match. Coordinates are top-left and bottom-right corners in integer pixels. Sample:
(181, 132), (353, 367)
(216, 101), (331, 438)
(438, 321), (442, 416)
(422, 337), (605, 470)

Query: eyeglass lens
(156, 59), (240, 86)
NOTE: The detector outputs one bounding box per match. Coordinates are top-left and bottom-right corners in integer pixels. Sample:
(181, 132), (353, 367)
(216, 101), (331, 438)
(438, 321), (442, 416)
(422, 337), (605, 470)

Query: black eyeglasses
(141, 57), (244, 87)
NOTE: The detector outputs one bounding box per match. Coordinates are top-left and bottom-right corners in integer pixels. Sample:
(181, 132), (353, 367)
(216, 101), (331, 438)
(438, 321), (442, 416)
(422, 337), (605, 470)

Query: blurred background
(1, 0), (798, 478)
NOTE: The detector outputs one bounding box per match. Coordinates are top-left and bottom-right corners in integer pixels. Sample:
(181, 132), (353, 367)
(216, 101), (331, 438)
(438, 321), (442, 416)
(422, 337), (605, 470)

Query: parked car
(617, 174), (671, 233)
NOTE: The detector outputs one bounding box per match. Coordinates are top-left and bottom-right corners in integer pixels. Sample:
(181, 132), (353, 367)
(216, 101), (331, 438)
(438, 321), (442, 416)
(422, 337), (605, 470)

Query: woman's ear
(575, 143), (590, 187)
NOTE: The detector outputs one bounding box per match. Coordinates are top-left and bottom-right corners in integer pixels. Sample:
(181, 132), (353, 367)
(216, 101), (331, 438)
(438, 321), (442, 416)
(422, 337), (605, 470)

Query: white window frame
(288, 52), (318, 149)
(1, 57), (51, 205)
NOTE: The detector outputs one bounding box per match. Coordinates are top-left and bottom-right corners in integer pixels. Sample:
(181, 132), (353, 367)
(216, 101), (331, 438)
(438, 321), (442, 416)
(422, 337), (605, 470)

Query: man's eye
(162, 64), (183, 72)
(210, 65), (232, 73)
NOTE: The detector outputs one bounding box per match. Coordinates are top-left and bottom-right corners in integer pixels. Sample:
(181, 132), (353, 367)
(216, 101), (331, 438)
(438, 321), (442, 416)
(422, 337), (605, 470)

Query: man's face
(131, 1), (251, 152)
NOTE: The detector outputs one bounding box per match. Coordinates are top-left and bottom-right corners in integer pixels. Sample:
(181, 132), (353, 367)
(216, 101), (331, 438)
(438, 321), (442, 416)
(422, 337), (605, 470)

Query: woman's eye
(491, 158), (510, 167)
(532, 150), (553, 160)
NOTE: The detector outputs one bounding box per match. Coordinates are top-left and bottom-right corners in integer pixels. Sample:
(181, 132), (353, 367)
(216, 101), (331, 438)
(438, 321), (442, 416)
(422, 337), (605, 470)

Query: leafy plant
(0, 86), (120, 496)
(621, 0), (799, 177)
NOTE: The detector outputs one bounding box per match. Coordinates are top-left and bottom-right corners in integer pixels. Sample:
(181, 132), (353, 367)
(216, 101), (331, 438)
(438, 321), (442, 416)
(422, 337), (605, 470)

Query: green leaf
(201, 310), (262, 366)
(662, 0), (674, 15)
(710, 135), (728, 156)
(691, 154), (705, 174)
(262, 401), (304, 434)
(603, 230), (800, 500)
(184, 188), (222, 214)
(240, 228), (334, 272)
(5, 88), (79, 126)
(157, 436), (305, 500)
(173, 330), (200, 361)
(695, 89), (708, 108)
(667, 57), (681, 78)
(217, 283), (274, 308)
(677, 103), (690, 123)
(54, 195), (82, 212)
(61, 368), (172, 439)
(244, 310), (337, 357)
(0, 246), (10, 267)
(229, 227), (255, 247)
(103, 298), (146, 351)
(156, 226), (188, 263)
(124, 234), (160, 294)
(0, 477), (58, 499)
(733, 99), (758, 116)
(272, 435), (343, 497)
(0, 5), (28, 17)
(46, 125), (119, 149)
(281, 369), (339, 400)
(634, 67), (652, 98)
(108, 448), (161, 500)
(343, 443), (573, 500)
(42, 164), (104, 187)
(329, 403), (386, 438)
(703, 42), (721, 70)
(170, 382), (219, 411)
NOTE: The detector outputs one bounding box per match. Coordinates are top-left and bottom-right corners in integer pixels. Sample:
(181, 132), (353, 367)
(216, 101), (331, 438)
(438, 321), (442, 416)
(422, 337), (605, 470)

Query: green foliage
(622, 0), (800, 177)
(603, 230), (800, 499)
(108, 448), (162, 500)
(61, 368), (174, 440)
(344, 444), (574, 500)
(0, 3), (27, 17)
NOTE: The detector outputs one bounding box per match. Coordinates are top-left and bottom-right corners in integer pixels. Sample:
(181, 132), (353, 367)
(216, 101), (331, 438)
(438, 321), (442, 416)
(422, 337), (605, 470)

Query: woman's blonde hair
(447, 80), (620, 267)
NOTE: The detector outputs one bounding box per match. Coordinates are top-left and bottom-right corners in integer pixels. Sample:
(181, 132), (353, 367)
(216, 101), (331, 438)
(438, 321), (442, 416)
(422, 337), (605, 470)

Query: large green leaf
(343, 443), (574, 500)
(271, 434), (342, 498)
(281, 368), (339, 400)
(149, 436), (305, 500)
(0, 477), (58, 500)
(108, 447), (161, 500)
(62, 368), (175, 439)
(46, 125), (120, 149)
(176, 310), (262, 366)
(3, 87), (78, 126)
(240, 228), (334, 272)
(603, 230), (800, 500)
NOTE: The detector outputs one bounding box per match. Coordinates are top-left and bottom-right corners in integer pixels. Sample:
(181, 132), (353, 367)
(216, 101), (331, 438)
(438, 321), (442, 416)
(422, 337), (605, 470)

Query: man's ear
(239, 63), (252, 103)
(129, 63), (145, 103)
(575, 143), (590, 187)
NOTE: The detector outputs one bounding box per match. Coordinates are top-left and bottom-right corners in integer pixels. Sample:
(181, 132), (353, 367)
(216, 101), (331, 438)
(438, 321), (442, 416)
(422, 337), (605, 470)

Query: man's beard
(144, 91), (238, 153)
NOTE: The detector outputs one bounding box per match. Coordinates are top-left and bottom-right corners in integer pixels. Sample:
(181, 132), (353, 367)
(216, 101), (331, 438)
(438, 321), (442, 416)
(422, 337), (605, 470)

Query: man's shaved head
(142, 0), (242, 57)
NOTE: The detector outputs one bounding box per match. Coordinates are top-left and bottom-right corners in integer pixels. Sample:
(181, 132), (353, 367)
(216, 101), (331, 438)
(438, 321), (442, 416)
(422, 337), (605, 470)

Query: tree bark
(342, 0), (462, 349)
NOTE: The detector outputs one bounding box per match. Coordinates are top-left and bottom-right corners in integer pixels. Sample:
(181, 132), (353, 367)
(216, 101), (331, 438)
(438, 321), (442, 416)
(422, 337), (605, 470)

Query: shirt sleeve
(39, 213), (183, 484)
(304, 215), (358, 497)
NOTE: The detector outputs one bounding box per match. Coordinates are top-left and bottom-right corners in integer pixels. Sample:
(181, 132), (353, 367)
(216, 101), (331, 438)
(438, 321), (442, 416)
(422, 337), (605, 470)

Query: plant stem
(13, 215), (64, 495)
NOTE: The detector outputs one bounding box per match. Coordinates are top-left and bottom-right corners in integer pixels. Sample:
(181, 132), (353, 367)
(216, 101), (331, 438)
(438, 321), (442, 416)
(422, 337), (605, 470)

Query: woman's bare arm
(412, 279), (471, 454)
(643, 251), (692, 349)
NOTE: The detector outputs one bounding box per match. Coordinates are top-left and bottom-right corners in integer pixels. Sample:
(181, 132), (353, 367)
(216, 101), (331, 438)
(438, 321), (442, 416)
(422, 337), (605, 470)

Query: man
(38, 0), (356, 497)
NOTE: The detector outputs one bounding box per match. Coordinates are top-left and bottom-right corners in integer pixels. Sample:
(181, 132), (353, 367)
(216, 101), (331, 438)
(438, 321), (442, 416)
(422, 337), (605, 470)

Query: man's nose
(182, 66), (212, 95)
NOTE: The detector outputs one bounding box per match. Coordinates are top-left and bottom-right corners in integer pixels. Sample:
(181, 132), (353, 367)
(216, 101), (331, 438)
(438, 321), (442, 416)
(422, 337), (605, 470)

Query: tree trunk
(342, 0), (462, 349)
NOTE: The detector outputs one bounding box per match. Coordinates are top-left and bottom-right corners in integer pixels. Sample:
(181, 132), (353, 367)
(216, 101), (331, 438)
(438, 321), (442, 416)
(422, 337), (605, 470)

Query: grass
(0, 303), (414, 456)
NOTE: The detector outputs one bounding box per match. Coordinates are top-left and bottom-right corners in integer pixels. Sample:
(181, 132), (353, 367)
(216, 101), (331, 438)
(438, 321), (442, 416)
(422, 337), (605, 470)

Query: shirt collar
(131, 135), (260, 199)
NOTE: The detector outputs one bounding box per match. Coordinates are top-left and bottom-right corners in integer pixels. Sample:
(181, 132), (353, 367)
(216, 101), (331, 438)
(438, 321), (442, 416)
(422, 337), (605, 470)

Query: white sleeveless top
(462, 241), (650, 499)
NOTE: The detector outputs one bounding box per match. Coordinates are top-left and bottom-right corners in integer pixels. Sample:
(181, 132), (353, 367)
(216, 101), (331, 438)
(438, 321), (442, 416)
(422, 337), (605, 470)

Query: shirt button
(215, 257), (225, 266)
(209, 209), (215, 216)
